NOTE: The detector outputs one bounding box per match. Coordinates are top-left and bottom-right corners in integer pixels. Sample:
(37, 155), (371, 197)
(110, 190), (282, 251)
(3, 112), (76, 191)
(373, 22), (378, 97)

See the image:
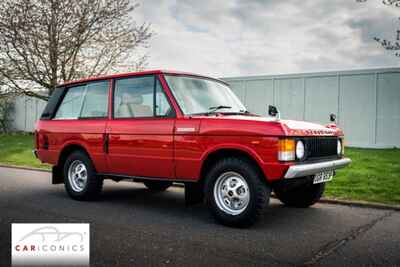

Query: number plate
(313, 170), (334, 184)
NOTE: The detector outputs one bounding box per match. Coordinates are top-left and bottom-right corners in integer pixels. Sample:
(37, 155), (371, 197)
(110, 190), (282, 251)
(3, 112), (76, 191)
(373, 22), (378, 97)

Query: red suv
(35, 70), (351, 227)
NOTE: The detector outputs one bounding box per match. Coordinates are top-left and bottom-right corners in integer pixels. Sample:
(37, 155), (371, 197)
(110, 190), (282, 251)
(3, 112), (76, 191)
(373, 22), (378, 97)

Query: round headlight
(296, 140), (305, 160)
(337, 139), (342, 155)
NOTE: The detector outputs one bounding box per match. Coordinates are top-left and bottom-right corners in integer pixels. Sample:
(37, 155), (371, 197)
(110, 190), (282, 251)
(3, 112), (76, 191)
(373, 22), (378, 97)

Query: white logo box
(12, 223), (90, 267)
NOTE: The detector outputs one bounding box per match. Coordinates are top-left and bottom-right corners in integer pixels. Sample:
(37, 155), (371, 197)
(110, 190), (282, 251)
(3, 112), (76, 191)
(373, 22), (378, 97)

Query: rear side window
(80, 82), (109, 118)
(54, 85), (86, 119)
(54, 81), (109, 120)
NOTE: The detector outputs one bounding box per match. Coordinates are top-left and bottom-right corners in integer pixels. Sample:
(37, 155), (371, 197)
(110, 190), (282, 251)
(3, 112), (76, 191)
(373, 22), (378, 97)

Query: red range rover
(35, 70), (351, 227)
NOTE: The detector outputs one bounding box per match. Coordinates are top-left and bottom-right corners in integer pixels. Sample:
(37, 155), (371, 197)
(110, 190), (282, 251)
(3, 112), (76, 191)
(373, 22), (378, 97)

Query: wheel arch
(52, 143), (93, 184)
(57, 143), (92, 167)
(199, 147), (267, 185)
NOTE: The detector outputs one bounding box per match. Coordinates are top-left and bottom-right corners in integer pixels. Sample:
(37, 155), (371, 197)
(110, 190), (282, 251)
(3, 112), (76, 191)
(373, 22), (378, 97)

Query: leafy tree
(0, 0), (152, 100)
(357, 0), (400, 57)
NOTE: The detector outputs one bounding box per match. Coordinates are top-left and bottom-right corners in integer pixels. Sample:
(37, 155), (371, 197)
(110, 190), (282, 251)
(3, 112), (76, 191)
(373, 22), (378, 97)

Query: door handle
(103, 133), (109, 154)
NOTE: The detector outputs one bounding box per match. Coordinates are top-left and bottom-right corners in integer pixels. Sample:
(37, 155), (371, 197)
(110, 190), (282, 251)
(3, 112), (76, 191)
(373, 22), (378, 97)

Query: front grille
(303, 137), (338, 160)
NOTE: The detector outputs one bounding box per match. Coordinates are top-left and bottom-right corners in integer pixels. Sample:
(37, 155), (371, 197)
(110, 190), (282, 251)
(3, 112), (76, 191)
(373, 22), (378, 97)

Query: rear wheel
(63, 150), (103, 201)
(205, 157), (270, 227)
(143, 180), (172, 191)
(274, 177), (325, 208)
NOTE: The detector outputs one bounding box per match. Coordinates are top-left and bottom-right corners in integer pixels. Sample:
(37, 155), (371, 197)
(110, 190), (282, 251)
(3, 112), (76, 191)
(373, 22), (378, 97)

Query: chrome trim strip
(284, 158), (351, 179)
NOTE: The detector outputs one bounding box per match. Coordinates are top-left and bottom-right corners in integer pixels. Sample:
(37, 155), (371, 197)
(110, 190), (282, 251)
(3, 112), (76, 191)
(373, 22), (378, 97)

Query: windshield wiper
(189, 106), (250, 116)
(208, 105), (232, 113)
(219, 109), (252, 115)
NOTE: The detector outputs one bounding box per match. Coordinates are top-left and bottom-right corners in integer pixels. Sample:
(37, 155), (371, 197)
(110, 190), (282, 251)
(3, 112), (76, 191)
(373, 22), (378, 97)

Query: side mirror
(268, 105), (280, 119)
(330, 113), (336, 123)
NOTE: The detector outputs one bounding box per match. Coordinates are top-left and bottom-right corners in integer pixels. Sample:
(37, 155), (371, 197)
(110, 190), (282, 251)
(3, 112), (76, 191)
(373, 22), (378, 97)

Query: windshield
(164, 75), (247, 115)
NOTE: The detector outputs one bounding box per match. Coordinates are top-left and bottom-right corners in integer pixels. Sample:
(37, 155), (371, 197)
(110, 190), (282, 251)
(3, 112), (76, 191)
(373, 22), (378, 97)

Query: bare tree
(0, 0), (152, 100)
(357, 0), (400, 57)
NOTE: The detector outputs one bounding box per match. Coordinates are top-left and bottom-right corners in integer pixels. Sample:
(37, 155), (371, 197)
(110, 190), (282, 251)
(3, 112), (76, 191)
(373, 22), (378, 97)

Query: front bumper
(284, 158), (351, 179)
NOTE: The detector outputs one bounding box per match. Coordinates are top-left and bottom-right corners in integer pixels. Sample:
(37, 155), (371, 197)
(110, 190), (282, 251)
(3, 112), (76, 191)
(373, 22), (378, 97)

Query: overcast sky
(133, 0), (400, 77)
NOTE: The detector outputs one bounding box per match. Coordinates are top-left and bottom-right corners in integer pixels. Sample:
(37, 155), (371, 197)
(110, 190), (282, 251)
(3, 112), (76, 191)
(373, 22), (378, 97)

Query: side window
(54, 85), (86, 119)
(155, 79), (172, 117)
(80, 81), (109, 118)
(114, 76), (155, 118)
(54, 81), (109, 120)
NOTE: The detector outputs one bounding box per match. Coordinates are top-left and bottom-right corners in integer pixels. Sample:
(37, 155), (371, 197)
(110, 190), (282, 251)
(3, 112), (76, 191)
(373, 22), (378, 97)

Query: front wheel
(205, 157), (270, 227)
(274, 177), (325, 208)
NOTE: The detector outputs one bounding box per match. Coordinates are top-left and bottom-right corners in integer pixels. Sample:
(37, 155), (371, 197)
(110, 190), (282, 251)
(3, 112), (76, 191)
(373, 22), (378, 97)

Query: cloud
(132, 0), (400, 77)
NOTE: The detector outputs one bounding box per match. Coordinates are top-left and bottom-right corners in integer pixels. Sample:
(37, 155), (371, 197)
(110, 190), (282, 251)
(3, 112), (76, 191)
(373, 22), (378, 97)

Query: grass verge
(325, 147), (400, 205)
(0, 133), (50, 170)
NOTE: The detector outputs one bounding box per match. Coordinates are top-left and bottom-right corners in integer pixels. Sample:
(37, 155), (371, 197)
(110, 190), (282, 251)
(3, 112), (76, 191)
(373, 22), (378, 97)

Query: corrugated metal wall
(223, 68), (400, 148)
(11, 95), (47, 132)
(10, 67), (400, 148)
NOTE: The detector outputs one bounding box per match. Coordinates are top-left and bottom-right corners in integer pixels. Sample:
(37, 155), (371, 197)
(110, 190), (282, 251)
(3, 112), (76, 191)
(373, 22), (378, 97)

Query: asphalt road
(0, 166), (399, 267)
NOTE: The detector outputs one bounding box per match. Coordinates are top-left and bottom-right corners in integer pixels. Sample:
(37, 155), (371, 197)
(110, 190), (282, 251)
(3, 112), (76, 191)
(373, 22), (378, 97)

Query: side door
(106, 75), (176, 178)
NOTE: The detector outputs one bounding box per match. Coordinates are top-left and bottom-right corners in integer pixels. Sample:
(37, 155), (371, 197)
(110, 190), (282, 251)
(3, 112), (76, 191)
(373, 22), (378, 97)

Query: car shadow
(47, 181), (339, 231)
(98, 183), (212, 223)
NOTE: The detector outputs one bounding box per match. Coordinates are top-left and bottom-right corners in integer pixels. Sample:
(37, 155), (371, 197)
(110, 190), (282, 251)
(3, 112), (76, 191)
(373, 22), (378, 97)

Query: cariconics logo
(12, 224), (90, 267)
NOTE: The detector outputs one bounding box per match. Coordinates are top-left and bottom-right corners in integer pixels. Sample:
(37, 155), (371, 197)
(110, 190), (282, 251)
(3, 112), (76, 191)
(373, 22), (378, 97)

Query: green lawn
(0, 133), (50, 169)
(325, 148), (400, 205)
(0, 134), (399, 205)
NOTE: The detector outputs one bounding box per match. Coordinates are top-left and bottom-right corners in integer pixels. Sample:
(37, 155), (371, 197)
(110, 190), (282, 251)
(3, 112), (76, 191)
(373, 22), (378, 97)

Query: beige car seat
(117, 93), (153, 117)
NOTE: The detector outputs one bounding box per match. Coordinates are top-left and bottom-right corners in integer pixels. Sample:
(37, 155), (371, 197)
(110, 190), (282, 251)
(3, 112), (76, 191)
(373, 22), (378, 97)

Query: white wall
(11, 95), (47, 132)
(223, 67), (400, 148)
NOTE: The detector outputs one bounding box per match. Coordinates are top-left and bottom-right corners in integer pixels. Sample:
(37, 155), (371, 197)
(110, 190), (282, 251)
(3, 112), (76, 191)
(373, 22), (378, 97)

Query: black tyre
(205, 157), (270, 227)
(143, 180), (172, 191)
(274, 177), (325, 208)
(63, 150), (103, 201)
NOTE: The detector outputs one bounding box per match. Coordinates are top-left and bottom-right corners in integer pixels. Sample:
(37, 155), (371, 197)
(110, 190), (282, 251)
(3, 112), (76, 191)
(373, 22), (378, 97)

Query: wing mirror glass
(268, 105), (280, 119)
(330, 113), (336, 123)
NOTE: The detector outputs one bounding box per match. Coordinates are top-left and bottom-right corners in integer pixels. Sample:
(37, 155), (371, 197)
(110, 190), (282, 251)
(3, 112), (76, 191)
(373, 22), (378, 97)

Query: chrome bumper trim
(284, 158), (351, 179)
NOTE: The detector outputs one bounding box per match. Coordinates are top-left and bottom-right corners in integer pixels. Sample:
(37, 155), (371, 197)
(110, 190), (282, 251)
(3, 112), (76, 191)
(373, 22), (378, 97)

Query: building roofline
(221, 66), (400, 81)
